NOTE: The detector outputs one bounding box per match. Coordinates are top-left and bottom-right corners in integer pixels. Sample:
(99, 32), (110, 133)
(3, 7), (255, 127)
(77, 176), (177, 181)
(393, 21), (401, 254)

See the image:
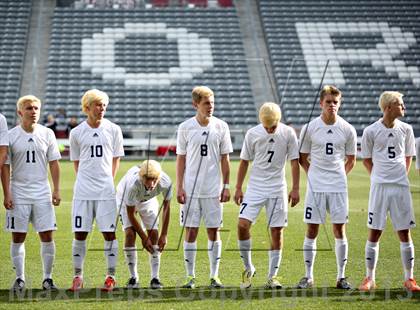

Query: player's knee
(238, 219), (251, 233)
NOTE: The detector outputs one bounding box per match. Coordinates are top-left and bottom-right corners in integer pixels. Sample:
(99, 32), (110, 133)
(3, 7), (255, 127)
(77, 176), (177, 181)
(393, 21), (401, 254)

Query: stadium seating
(0, 0), (32, 126)
(45, 6), (256, 130)
(259, 0), (420, 135)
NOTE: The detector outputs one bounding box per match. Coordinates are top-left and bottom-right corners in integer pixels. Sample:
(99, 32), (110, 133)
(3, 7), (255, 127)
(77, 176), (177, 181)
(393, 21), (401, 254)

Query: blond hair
(320, 85), (341, 101)
(16, 95), (41, 112)
(139, 160), (162, 180)
(378, 91), (403, 112)
(81, 89), (109, 114)
(192, 86), (214, 103)
(259, 102), (281, 128)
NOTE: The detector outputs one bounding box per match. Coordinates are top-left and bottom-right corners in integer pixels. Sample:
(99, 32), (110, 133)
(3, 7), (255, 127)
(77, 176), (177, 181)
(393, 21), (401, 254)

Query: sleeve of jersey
(0, 115), (8, 146)
(69, 129), (80, 161)
(220, 123), (233, 154)
(361, 127), (373, 158)
(176, 124), (187, 155)
(161, 173), (173, 200)
(240, 131), (253, 160)
(287, 128), (299, 160)
(125, 186), (137, 206)
(405, 125), (416, 157)
(113, 126), (125, 157)
(416, 138), (420, 170)
(298, 124), (311, 153)
(47, 129), (61, 161)
(345, 126), (358, 156)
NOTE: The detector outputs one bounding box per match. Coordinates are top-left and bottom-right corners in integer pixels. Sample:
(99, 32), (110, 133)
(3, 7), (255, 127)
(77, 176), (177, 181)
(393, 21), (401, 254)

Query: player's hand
(234, 189), (243, 206)
(3, 194), (13, 210)
(142, 237), (154, 254)
(288, 189), (300, 207)
(157, 234), (167, 252)
(52, 190), (61, 206)
(177, 188), (186, 204)
(220, 188), (230, 203)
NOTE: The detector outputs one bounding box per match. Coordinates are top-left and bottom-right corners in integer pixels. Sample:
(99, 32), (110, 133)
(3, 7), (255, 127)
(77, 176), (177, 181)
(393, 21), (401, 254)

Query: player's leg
(7, 204), (30, 291)
(121, 201), (138, 288)
(397, 230), (420, 291)
(204, 198), (224, 288)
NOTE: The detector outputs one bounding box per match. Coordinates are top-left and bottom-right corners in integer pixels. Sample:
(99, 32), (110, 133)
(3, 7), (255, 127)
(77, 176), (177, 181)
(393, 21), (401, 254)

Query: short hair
(81, 89), (109, 114)
(16, 95), (41, 111)
(320, 85), (341, 101)
(192, 86), (214, 103)
(378, 91), (403, 112)
(139, 160), (162, 180)
(259, 102), (281, 128)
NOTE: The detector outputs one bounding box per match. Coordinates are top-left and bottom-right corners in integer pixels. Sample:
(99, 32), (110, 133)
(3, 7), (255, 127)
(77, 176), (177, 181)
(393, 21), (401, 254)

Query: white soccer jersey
(177, 116), (233, 198)
(70, 119), (124, 200)
(116, 165), (173, 205)
(416, 137), (420, 170)
(0, 113), (8, 146)
(361, 119), (415, 186)
(6, 125), (61, 203)
(299, 116), (357, 192)
(241, 123), (299, 197)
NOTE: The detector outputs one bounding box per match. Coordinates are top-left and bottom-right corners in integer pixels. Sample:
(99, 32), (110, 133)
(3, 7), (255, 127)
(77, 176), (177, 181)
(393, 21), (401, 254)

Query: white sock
(208, 240), (222, 278)
(335, 238), (348, 280)
(41, 241), (55, 280)
(150, 245), (160, 280)
(365, 241), (379, 281)
(400, 241), (414, 281)
(104, 240), (118, 277)
(268, 249), (282, 279)
(238, 239), (253, 271)
(124, 246), (138, 279)
(184, 241), (197, 277)
(303, 237), (316, 280)
(11, 242), (25, 281)
(72, 239), (86, 277)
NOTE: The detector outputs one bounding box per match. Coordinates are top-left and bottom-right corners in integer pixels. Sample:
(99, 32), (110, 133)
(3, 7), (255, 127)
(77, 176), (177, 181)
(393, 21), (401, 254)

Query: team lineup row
(0, 86), (419, 292)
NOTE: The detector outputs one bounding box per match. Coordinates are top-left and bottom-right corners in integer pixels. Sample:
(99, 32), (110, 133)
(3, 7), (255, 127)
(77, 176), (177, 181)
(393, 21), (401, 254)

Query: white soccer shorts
(119, 197), (159, 230)
(238, 193), (288, 227)
(303, 191), (349, 224)
(5, 201), (57, 233)
(72, 199), (118, 232)
(368, 183), (416, 231)
(180, 197), (223, 228)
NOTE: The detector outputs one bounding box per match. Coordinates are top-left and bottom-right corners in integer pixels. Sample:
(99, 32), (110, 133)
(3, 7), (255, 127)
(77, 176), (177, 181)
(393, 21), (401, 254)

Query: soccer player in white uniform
(234, 102), (300, 289)
(69, 89), (124, 292)
(296, 85), (357, 290)
(117, 160), (172, 289)
(358, 91), (420, 292)
(176, 86), (232, 288)
(0, 112), (8, 174)
(1, 95), (61, 291)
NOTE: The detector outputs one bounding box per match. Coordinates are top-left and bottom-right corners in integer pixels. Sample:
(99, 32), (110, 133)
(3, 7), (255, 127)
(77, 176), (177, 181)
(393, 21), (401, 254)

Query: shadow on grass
(1, 287), (420, 304)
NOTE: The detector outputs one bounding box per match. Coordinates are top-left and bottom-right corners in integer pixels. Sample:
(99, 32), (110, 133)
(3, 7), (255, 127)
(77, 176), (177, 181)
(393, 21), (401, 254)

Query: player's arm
(405, 156), (412, 173)
(0, 145), (7, 171)
(1, 164), (13, 209)
(112, 157), (120, 178)
(299, 152), (310, 174)
(234, 159), (249, 205)
(49, 160), (61, 206)
(158, 199), (170, 252)
(220, 153), (230, 203)
(126, 205), (154, 254)
(288, 159), (300, 207)
(73, 160), (79, 174)
(176, 154), (186, 204)
(363, 158), (373, 175)
(345, 154), (356, 175)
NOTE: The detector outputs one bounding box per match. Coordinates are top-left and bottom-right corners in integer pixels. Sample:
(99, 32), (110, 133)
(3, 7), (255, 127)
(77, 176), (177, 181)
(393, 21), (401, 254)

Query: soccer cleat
(126, 277), (139, 289)
(181, 276), (196, 289)
(11, 278), (25, 292)
(69, 276), (83, 292)
(295, 277), (314, 289)
(336, 277), (352, 290)
(265, 277), (283, 289)
(101, 276), (116, 292)
(42, 278), (58, 290)
(240, 267), (256, 289)
(358, 276), (376, 291)
(209, 277), (224, 288)
(150, 278), (163, 289)
(404, 278), (420, 292)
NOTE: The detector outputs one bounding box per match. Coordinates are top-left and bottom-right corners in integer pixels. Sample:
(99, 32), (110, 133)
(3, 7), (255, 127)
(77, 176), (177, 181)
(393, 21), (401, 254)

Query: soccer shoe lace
(12, 278), (25, 292)
(209, 277), (224, 288)
(358, 277), (376, 291)
(265, 277), (283, 289)
(182, 276), (196, 289)
(126, 277), (139, 289)
(69, 276), (83, 292)
(404, 278), (420, 292)
(336, 277), (352, 290)
(101, 276), (116, 292)
(240, 267), (256, 289)
(295, 277), (313, 289)
(150, 278), (163, 289)
(42, 278), (58, 290)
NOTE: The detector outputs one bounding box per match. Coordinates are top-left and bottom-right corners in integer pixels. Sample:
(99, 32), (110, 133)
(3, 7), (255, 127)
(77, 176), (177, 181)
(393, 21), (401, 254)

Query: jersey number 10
(90, 145), (103, 157)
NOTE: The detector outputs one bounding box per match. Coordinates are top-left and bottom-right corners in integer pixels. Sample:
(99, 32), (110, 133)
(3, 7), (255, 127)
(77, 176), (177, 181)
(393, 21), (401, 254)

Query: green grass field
(0, 159), (419, 309)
